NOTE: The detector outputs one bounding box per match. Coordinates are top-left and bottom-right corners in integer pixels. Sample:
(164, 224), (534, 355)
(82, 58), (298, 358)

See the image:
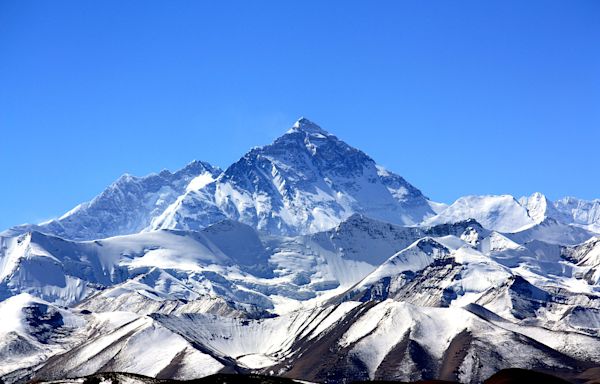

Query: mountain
(2, 118), (600, 384)
(3, 161), (221, 241)
(0, 294), (84, 382)
(3, 213), (600, 383)
(4, 118), (436, 240)
(425, 193), (600, 240)
(506, 217), (596, 245)
(554, 196), (600, 232)
(0, 221), (279, 310)
(423, 195), (536, 233)
(0, 216), (482, 315)
(519, 192), (564, 223)
(0, 294), (227, 382)
(8, 295), (600, 384)
(150, 118), (436, 235)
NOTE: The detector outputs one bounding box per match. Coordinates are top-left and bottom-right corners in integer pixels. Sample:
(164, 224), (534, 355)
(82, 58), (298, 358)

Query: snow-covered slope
(31, 312), (225, 382)
(519, 192), (564, 223)
(423, 195), (536, 233)
(3, 161), (221, 241)
(425, 192), (600, 241)
(7, 295), (600, 384)
(151, 118), (436, 235)
(350, 238), (452, 296)
(554, 196), (600, 232)
(0, 304), (226, 384)
(0, 222), (275, 308)
(1, 216), (486, 317)
(2, 216), (600, 383)
(507, 217), (596, 245)
(519, 192), (600, 233)
(0, 294), (85, 382)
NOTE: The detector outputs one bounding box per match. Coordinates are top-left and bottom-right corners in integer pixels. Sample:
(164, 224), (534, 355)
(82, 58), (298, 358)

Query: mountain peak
(288, 117), (330, 136)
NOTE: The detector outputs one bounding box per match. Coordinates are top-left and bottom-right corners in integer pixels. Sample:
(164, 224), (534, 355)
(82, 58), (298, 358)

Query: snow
(0, 293), (38, 335)
(147, 118), (435, 236)
(479, 231), (522, 254)
(424, 195), (536, 232)
(4, 161), (221, 241)
(22, 310), (225, 381)
(555, 196), (600, 230)
(339, 301), (474, 379)
(237, 354), (278, 369)
(519, 192), (554, 223)
(0, 294), (87, 380)
(186, 172), (215, 192)
(356, 238), (449, 289)
(308, 301), (362, 338)
(449, 246), (513, 306)
(105, 322), (223, 377)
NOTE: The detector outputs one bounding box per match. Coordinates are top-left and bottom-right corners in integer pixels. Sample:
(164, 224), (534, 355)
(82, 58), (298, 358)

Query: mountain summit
(287, 117), (330, 136)
(151, 118), (436, 235)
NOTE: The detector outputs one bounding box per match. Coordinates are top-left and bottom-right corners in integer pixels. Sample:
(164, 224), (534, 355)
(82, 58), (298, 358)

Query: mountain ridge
(4, 118), (438, 240)
(4, 119), (600, 240)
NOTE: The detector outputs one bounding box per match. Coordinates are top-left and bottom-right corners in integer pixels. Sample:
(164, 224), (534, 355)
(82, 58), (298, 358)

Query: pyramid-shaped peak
(288, 117), (330, 136)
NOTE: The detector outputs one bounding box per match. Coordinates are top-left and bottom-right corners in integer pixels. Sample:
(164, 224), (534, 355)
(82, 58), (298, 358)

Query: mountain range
(1, 118), (600, 384)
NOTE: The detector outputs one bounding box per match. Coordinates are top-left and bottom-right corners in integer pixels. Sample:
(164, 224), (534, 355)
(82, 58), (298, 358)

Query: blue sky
(1, 0), (599, 230)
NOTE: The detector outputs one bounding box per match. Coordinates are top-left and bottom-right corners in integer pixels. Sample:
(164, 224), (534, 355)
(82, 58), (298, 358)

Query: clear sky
(1, 0), (599, 230)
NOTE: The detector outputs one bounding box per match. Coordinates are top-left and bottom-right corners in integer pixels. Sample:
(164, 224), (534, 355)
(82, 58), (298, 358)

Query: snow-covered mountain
(425, 192), (600, 239)
(4, 118), (436, 240)
(0, 216), (484, 316)
(3, 212), (600, 383)
(423, 194), (536, 233)
(2, 118), (600, 383)
(3, 161), (221, 241)
(151, 118), (436, 235)
(554, 196), (600, 232)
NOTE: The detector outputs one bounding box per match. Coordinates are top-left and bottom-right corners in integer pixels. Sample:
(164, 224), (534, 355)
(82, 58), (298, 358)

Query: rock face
(2, 118), (600, 384)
